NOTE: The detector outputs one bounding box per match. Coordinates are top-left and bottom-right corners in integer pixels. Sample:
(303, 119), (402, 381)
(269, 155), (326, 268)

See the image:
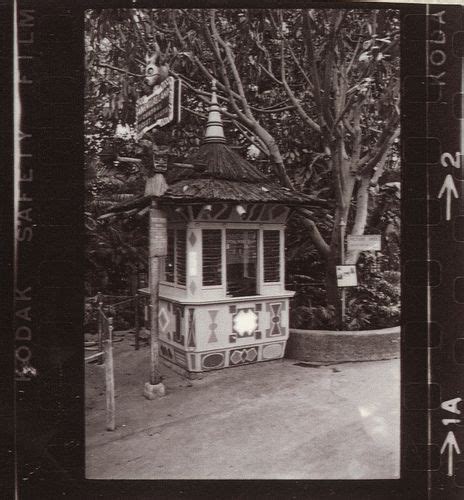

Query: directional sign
(438, 174), (459, 221)
(136, 77), (181, 138)
(440, 430), (461, 477)
(347, 235), (381, 252)
(336, 265), (358, 287)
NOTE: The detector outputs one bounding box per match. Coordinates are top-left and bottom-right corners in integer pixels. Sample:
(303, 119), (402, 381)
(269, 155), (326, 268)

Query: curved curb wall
(285, 326), (400, 363)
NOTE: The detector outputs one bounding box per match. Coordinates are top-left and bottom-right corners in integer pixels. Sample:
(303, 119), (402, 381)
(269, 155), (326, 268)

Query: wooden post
(134, 293), (140, 351)
(339, 219), (346, 329)
(97, 292), (103, 365)
(148, 198), (167, 385)
(105, 317), (116, 431)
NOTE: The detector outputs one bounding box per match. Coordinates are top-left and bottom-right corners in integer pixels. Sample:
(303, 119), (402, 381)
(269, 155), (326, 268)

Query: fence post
(134, 293), (140, 351)
(97, 292), (103, 365)
(105, 316), (116, 431)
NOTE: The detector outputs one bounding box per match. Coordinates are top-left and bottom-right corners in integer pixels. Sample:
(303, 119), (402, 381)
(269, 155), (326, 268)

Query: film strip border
(9, 2), (461, 499)
(426, 4), (464, 496)
(13, 5), (85, 499)
(403, 4), (464, 497)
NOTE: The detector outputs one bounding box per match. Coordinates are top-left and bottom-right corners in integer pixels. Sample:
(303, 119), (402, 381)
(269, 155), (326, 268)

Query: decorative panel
(188, 231), (197, 247)
(229, 346), (259, 365)
(262, 342), (284, 360)
(272, 205), (287, 219)
(208, 310), (219, 343)
(158, 306), (170, 333)
(249, 204), (263, 221)
(232, 308), (258, 338)
(160, 342), (188, 367)
(201, 351), (226, 369)
(187, 308), (196, 347)
(173, 304), (184, 344)
(174, 349), (187, 367)
(266, 302), (283, 337)
(160, 343), (174, 361)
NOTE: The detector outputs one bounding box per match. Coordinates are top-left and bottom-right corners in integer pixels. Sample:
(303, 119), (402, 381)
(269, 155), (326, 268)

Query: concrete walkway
(85, 338), (399, 480)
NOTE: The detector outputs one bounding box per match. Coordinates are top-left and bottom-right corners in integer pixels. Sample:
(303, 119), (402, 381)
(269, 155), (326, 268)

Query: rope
(106, 297), (136, 308)
(100, 294), (134, 299)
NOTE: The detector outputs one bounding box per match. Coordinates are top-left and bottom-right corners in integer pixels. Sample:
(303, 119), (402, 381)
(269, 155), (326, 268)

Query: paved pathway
(85, 338), (399, 479)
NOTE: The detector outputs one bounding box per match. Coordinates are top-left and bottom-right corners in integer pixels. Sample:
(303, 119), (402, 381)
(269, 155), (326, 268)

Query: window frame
(200, 223), (284, 296)
(160, 224), (187, 289)
(201, 228), (223, 288)
(262, 229), (282, 284)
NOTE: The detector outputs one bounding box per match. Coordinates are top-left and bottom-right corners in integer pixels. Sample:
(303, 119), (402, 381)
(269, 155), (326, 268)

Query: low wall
(285, 326), (400, 364)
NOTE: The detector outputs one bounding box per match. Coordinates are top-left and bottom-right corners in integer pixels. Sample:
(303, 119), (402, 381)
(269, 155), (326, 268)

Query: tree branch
(296, 209), (331, 259)
(96, 62), (143, 78)
(357, 115), (400, 175)
(302, 11), (324, 121)
(210, 10), (254, 120)
(280, 35), (321, 133)
(131, 12), (150, 52)
(233, 120), (269, 156)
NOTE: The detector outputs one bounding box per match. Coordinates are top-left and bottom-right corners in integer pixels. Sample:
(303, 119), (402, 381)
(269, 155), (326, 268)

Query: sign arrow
(440, 431), (461, 476)
(438, 174), (459, 221)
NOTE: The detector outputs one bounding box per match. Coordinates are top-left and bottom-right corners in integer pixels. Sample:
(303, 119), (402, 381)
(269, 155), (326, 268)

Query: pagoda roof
(159, 79), (318, 206)
(102, 80), (327, 216)
(162, 177), (319, 205)
(166, 142), (268, 184)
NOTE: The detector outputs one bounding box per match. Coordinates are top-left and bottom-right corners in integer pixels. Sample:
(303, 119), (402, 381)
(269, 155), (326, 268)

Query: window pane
(165, 229), (175, 282)
(176, 229), (186, 286)
(263, 230), (281, 282)
(202, 229), (222, 286)
(226, 230), (257, 297)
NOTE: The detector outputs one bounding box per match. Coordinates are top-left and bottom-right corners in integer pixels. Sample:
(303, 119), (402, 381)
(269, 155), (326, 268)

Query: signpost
(136, 77), (181, 138)
(336, 265), (358, 287)
(347, 234), (381, 252)
(136, 74), (181, 395)
(339, 228), (381, 327)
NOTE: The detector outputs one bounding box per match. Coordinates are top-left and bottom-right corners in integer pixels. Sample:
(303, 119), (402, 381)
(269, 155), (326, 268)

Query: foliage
(84, 8), (401, 328)
(290, 254), (400, 331)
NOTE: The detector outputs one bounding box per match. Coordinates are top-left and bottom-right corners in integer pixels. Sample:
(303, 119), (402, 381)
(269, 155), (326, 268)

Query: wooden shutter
(165, 229), (175, 282)
(176, 229), (186, 285)
(263, 230), (281, 282)
(202, 229), (222, 286)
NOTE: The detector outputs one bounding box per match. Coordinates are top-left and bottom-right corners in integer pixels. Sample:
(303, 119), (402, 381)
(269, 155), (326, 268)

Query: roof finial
(204, 78), (226, 143)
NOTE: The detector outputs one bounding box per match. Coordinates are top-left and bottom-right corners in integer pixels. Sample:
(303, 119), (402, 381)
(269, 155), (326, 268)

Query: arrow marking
(440, 431), (461, 477)
(438, 174), (459, 221)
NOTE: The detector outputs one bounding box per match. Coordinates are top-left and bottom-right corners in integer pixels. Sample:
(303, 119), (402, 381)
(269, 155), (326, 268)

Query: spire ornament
(204, 79), (226, 144)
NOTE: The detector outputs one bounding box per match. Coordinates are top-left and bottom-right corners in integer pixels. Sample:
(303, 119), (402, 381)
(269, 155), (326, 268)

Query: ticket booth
(138, 84), (319, 374)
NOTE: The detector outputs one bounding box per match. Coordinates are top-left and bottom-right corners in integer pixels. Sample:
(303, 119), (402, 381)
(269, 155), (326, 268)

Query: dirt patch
(86, 336), (400, 479)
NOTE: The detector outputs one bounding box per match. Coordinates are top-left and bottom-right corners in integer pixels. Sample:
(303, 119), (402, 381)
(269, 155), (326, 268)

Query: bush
(344, 271), (400, 330)
(289, 269), (400, 331)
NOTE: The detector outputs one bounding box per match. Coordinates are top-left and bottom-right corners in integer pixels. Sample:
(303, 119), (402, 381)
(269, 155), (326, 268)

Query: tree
(85, 8), (400, 327)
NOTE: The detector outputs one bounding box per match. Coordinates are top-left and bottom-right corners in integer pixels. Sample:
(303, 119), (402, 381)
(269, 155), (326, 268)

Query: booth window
(263, 230), (281, 282)
(164, 229), (175, 282)
(226, 229), (257, 297)
(176, 229), (186, 285)
(202, 229), (222, 286)
(164, 228), (186, 285)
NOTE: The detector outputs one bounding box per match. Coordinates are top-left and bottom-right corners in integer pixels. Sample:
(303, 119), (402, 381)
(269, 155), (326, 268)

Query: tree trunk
(325, 250), (340, 327)
(345, 175), (370, 264)
(326, 167), (356, 329)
